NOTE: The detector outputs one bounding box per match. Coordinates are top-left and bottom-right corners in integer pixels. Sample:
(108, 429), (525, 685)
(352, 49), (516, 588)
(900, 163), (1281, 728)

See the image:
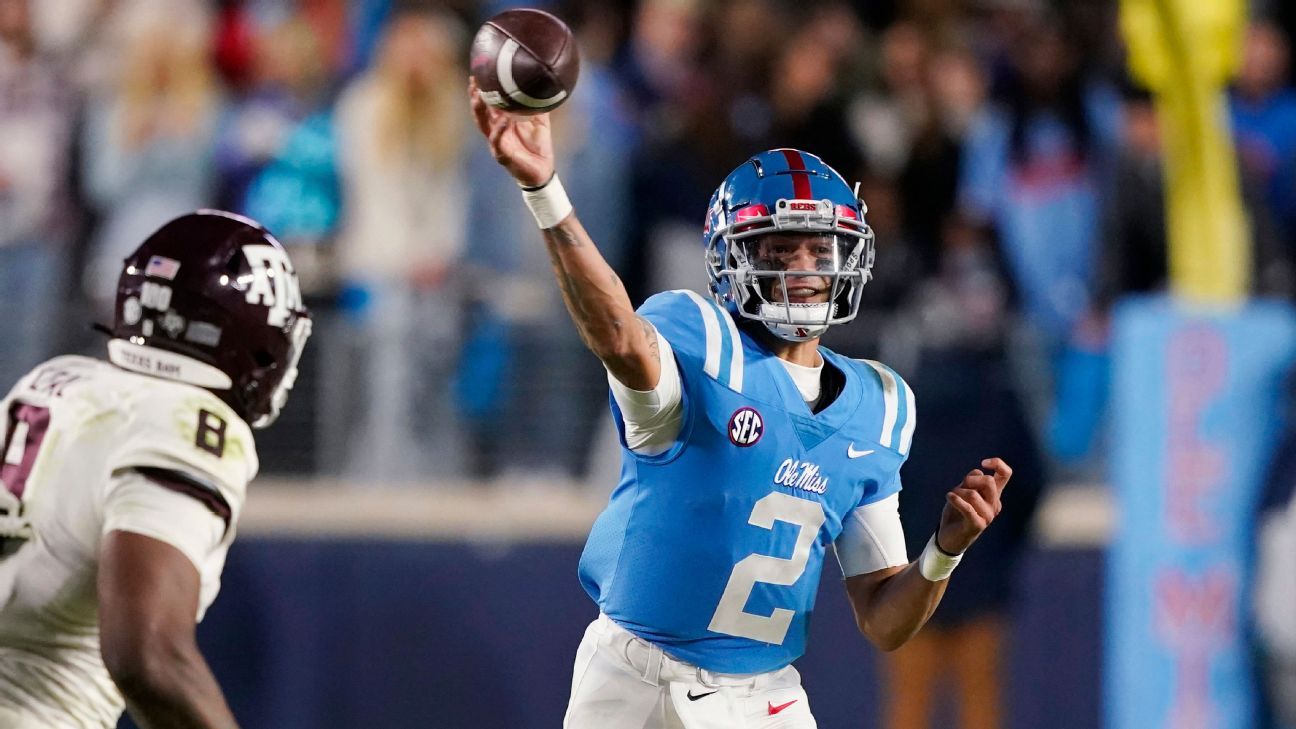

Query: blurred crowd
(4, 1), (1296, 726)
(1, 0), (1294, 488)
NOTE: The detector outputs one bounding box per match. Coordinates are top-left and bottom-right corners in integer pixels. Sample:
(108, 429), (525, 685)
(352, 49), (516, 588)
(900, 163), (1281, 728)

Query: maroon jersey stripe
(1, 405), (51, 499)
(134, 466), (232, 532)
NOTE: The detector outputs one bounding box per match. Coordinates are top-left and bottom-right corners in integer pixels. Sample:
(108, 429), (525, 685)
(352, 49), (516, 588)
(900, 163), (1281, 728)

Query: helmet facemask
(248, 315), (312, 429)
(707, 197), (875, 342)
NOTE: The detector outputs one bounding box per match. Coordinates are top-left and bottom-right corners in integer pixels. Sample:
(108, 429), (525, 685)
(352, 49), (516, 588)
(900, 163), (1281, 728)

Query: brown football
(470, 8), (580, 115)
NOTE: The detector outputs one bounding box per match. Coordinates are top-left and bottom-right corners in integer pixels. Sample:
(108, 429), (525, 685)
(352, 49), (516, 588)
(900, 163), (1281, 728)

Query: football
(470, 8), (580, 115)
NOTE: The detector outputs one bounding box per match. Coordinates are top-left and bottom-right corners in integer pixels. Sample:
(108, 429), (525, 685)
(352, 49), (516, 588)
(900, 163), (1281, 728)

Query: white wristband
(520, 174), (573, 229)
(918, 534), (962, 582)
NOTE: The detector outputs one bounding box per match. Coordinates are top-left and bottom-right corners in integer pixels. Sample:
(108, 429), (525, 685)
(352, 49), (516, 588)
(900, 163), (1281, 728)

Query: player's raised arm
(467, 79), (660, 391)
(843, 458), (1013, 651)
(99, 530), (239, 729)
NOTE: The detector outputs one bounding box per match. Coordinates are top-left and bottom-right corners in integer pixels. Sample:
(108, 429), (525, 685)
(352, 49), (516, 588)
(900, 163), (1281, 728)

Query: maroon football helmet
(109, 210), (312, 428)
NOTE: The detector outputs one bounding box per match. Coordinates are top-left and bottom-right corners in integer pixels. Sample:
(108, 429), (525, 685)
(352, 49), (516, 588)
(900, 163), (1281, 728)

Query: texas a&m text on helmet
(108, 210), (312, 428)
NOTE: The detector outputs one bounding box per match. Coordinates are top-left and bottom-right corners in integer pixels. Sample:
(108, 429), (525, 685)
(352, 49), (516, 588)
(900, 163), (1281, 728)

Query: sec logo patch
(728, 407), (764, 447)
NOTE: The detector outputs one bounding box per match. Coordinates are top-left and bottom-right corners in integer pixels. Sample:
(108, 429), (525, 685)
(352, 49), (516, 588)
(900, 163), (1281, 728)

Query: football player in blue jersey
(471, 80), (1014, 728)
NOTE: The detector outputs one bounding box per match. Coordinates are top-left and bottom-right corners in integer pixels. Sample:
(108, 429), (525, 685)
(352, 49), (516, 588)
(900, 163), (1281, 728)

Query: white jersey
(0, 356), (257, 729)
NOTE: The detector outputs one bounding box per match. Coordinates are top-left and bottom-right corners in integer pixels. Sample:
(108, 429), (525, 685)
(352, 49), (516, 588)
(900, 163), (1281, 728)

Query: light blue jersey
(578, 291), (915, 675)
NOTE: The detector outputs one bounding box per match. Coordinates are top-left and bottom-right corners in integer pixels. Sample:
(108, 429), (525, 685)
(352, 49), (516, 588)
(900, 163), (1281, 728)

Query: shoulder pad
(638, 290), (746, 392)
(852, 358), (917, 456)
(107, 383), (258, 519)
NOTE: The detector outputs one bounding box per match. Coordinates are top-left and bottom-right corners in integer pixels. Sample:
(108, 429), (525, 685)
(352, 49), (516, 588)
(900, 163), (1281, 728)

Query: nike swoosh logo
(768, 699), (798, 715)
(847, 444), (875, 458)
(687, 689), (718, 701)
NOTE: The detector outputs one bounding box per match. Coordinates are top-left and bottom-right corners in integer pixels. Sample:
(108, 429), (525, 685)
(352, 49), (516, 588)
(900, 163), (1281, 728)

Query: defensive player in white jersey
(471, 81), (1014, 727)
(0, 211), (311, 729)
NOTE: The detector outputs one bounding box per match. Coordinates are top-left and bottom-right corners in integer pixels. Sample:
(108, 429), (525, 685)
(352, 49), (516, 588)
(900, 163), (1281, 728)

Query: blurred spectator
(763, 6), (864, 180)
(623, 0), (739, 297)
(616, 0), (701, 118)
(1231, 20), (1296, 248)
(880, 226), (1045, 729)
(711, 0), (784, 103)
(959, 18), (1119, 338)
(903, 46), (986, 261)
(1101, 80), (1295, 306)
(327, 8), (469, 481)
(849, 25), (986, 270)
(27, 0), (102, 56)
(1096, 84), (1165, 308)
(0, 0), (75, 387)
(214, 13), (339, 290)
(823, 173), (923, 359)
(851, 21), (930, 180)
(0, 0), (1281, 510)
(213, 2), (259, 90)
(956, 17), (1121, 467)
(80, 0), (222, 317)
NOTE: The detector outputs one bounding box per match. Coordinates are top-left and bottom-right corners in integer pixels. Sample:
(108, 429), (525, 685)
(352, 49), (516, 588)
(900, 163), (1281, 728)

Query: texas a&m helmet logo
(728, 407), (764, 447)
(242, 244), (302, 327)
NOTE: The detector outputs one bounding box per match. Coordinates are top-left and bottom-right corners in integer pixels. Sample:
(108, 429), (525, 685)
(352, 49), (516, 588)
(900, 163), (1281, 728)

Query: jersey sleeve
(636, 289), (745, 391)
(606, 325), (684, 455)
(833, 492), (909, 577)
(104, 387), (257, 533)
(853, 359), (916, 508)
(101, 471), (233, 621)
(102, 471), (225, 574)
(957, 108), (1010, 223)
(834, 359), (917, 575)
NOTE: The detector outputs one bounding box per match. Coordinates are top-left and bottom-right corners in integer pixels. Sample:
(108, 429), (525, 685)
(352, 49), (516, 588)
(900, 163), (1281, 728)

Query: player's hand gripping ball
(470, 8), (580, 115)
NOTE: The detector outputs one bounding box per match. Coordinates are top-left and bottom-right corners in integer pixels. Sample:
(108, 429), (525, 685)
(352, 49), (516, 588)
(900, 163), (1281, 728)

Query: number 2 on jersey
(708, 492), (826, 645)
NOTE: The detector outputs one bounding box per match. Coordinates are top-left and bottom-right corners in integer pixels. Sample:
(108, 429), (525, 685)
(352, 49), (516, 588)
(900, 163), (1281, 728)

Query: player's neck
(743, 321), (824, 367)
(770, 337), (823, 368)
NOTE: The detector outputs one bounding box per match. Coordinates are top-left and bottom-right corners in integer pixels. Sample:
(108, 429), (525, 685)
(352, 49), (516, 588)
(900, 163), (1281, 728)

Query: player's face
(751, 233), (843, 304)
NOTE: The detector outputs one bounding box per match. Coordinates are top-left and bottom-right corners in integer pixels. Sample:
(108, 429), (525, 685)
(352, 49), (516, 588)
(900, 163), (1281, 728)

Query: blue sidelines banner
(1107, 295), (1296, 729)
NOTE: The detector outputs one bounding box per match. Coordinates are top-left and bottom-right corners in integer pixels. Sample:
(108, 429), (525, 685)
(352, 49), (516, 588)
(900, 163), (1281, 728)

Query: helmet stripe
(780, 149), (813, 199)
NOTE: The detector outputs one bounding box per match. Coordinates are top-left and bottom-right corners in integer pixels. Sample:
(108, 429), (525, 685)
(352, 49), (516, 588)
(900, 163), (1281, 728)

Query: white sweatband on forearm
(918, 534), (963, 582)
(520, 174), (574, 229)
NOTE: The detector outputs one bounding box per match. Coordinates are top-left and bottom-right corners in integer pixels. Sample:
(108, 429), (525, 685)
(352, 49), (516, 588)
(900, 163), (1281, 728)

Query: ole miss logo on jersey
(728, 407), (764, 447)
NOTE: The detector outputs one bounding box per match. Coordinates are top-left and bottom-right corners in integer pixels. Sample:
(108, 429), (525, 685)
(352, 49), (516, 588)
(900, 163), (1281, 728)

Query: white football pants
(563, 614), (817, 729)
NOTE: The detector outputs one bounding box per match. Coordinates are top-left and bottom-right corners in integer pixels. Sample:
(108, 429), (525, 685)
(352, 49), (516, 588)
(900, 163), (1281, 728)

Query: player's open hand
(936, 457), (1012, 555)
(469, 77), (554, 187)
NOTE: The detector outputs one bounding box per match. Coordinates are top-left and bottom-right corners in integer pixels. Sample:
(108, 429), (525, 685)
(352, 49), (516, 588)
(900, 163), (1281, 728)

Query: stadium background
(1, 0), (1294, 726)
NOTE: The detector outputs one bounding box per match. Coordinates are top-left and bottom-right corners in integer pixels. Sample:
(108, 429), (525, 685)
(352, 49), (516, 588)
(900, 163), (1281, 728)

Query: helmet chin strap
(758, 301), (834, 342)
